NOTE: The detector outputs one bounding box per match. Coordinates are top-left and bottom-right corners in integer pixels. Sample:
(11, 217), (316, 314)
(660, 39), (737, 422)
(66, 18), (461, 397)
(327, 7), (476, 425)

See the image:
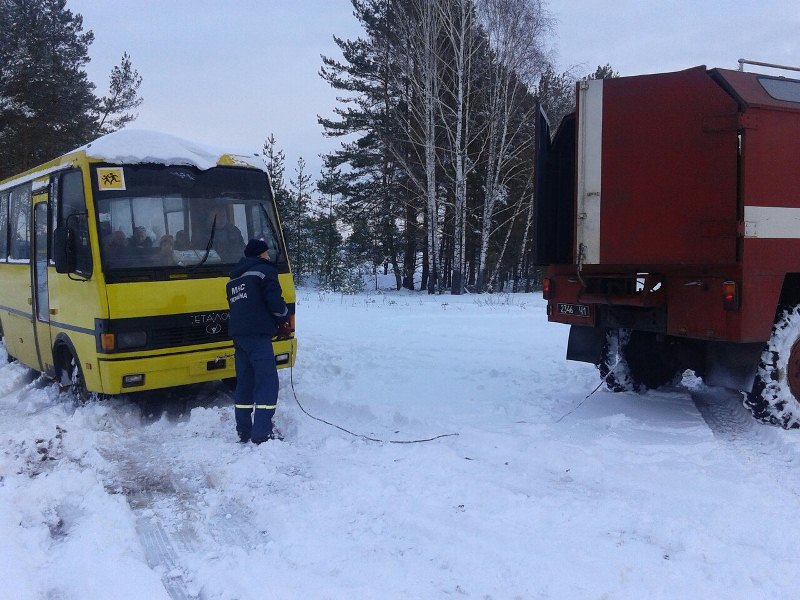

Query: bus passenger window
(59, 171), (92, 276)
(9, 185), (31, 262)
(0, 192), (8, 262)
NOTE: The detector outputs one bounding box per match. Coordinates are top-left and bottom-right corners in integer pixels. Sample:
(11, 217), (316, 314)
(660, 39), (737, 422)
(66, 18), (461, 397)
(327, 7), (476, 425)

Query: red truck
(535, 62), (800, 427)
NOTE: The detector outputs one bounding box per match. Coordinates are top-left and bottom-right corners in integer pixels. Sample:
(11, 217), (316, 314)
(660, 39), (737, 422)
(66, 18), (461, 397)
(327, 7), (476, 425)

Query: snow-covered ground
(3, 289), (800, 599)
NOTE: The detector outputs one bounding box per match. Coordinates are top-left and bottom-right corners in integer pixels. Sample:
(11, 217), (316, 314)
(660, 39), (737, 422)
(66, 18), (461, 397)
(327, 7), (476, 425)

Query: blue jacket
(226, 256), (289, 337)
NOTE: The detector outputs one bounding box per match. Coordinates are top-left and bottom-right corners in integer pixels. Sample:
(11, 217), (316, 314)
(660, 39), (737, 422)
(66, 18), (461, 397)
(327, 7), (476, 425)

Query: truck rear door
(575, 67), (740, 267)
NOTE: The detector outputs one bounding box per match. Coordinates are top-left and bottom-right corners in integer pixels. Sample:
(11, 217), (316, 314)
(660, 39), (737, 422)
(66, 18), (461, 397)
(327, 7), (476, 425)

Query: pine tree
(288, 157), (312, 281)
(262, 133), (291, 217)
(0, 0), (96, 177)
(316, 165), (345, 288)
(535, 64), (575, 130)
(319, 0), (407, 291)
(0, 0), (143, 180)
(96, 52), (143, 134)
(589, 63), (619, 80)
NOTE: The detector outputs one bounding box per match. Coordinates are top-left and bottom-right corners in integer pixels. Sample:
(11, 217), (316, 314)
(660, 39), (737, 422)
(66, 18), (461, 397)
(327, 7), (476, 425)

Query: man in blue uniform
(226, 239), (290, 443)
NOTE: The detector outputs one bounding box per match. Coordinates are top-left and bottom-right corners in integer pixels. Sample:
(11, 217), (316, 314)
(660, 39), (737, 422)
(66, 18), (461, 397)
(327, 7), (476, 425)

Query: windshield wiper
(188, 215), (217, 271)
(260, 202), (283, 262)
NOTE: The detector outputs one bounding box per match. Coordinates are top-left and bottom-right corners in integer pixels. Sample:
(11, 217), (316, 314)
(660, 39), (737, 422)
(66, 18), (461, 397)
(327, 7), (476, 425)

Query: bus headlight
(117, 331), (148, 350)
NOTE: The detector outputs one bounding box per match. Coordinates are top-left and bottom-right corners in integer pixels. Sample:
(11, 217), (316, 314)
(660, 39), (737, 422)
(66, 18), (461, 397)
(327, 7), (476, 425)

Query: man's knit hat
(244, 238), (269, 257)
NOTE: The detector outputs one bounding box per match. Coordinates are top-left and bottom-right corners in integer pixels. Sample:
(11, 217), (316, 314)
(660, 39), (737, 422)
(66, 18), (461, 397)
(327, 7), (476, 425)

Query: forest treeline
(271, 0), (616, 294)
(1, 0), (615, 295)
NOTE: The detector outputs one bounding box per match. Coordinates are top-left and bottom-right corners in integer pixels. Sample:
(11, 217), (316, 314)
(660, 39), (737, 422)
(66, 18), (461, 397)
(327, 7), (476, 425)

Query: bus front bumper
(97, 339), (297, 395)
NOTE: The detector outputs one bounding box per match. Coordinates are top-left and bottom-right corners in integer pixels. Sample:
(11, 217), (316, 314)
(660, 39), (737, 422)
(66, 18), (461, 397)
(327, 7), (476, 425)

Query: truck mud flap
(566, 325), (604, 365)
(705, 341), (762, 393)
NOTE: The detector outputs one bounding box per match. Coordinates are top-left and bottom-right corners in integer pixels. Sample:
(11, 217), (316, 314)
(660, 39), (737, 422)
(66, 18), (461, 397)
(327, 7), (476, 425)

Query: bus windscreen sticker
(97, 167), (126, 191)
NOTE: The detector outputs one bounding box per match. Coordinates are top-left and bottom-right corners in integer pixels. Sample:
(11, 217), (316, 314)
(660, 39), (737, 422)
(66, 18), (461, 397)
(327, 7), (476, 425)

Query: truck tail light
(722, 280), (739, 310)
(543, 278), (554, 300)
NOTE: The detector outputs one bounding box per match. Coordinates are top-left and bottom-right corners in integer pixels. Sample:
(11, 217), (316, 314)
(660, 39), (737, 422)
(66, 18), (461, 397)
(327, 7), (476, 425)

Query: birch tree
(390, 0), (445, 293)
(474, 0), (551, 291)
(436, 0), (484, 294)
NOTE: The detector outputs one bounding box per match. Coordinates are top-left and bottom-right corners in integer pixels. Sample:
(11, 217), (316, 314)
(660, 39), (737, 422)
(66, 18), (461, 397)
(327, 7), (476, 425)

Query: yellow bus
(0, 129), (296, 399)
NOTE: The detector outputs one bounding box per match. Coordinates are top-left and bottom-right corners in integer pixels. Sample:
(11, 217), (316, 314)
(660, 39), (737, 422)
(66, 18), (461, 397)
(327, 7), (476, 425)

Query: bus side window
(58, 171), (92, 276)
(0, 192), (8, 262)
(9, 184), (31, 262)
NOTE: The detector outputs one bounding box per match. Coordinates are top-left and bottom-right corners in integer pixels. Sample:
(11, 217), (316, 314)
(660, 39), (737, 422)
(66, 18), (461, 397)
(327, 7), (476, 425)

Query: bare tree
(474, 0), (551, 291)
(436, 0), (485, 294)
(389, 0), (445, 293)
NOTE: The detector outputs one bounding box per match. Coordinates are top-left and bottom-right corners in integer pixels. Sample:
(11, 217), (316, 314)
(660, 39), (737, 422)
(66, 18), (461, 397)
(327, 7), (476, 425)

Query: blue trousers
(233, 335), (279, 440)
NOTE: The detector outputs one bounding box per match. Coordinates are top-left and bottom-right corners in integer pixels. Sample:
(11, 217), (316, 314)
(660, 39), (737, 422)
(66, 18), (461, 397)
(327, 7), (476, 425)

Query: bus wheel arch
(53, 334), (91, 402)
(0, 319), (12, 363)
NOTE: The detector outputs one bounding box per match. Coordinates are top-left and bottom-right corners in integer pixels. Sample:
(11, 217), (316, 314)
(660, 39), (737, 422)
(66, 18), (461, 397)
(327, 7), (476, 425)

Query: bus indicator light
(101, 334), (115, 351)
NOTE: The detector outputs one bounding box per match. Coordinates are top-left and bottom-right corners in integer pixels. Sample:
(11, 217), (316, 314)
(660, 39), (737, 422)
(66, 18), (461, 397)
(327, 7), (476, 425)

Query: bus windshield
(92, 164), (286, 276)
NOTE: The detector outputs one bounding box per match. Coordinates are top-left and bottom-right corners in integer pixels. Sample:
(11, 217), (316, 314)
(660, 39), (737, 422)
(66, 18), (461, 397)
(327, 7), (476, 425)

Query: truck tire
(599, 329), (639, 392)
(745, 305), (800, 428)
(600, 329), (678, 392)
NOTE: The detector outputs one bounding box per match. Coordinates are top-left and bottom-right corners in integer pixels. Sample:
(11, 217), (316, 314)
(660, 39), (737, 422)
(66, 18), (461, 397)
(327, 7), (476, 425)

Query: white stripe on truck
(744, 206), (800, 239)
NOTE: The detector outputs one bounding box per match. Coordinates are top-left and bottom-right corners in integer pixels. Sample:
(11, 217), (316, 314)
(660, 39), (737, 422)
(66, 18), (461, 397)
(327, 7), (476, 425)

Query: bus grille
(149, 323), (231, 349)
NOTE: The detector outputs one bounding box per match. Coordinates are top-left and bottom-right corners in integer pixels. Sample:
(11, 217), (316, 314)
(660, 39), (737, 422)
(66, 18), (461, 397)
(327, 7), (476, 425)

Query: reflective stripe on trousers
(232, 334), (279, 440)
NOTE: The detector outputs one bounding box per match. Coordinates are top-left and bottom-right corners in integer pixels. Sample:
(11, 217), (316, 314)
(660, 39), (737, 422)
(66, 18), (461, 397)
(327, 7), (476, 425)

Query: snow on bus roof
(74, 129), (265, 171)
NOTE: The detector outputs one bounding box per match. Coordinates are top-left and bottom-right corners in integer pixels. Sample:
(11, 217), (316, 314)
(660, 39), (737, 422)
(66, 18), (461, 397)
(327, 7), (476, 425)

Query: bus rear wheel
(745, 305), (800, 428)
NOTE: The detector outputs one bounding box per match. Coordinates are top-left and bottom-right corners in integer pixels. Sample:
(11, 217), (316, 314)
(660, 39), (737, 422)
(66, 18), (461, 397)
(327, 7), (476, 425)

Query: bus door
(31, 193), (54, 375)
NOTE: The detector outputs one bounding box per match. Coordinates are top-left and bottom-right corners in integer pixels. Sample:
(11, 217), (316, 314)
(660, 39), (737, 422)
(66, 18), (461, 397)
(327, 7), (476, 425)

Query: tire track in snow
(103, 445), (207, 600)
(692, 387), (800, 497)
(136, 515), (199, 600)
(97, 384), (290, 600)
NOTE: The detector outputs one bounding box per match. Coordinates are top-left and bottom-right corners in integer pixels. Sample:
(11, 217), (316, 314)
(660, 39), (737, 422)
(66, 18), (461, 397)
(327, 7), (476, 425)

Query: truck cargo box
(537, 67), (740, 267)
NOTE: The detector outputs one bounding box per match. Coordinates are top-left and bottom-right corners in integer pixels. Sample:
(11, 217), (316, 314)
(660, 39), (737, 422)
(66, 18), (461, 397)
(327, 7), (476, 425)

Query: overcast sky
(68, 0), (799, 183)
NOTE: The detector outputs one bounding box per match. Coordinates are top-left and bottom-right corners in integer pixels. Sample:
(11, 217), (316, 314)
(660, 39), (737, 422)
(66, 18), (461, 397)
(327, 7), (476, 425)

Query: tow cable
(218, 340), (459, 444)
(285, 339), (459, 444)
(554, 356), (621, 423)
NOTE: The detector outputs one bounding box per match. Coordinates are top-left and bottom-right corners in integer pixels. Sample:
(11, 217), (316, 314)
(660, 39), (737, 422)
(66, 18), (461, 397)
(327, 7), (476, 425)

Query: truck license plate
(557, 303), (590, 317)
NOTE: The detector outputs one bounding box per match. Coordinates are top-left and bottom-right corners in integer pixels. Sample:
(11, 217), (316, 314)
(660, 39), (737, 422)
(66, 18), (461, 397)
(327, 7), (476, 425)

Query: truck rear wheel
(599, 329), (639, 392)
(600, 329), (678, 392)
(745, 306), (800, 428)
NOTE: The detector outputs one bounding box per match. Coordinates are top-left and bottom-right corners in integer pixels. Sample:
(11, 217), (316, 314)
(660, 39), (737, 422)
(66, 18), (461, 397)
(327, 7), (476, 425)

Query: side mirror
(53, 226), (77, 273)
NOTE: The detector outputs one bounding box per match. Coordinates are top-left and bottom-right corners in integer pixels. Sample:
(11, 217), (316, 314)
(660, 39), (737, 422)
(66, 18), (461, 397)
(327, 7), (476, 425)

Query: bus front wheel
(56, 347), (91, 403)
